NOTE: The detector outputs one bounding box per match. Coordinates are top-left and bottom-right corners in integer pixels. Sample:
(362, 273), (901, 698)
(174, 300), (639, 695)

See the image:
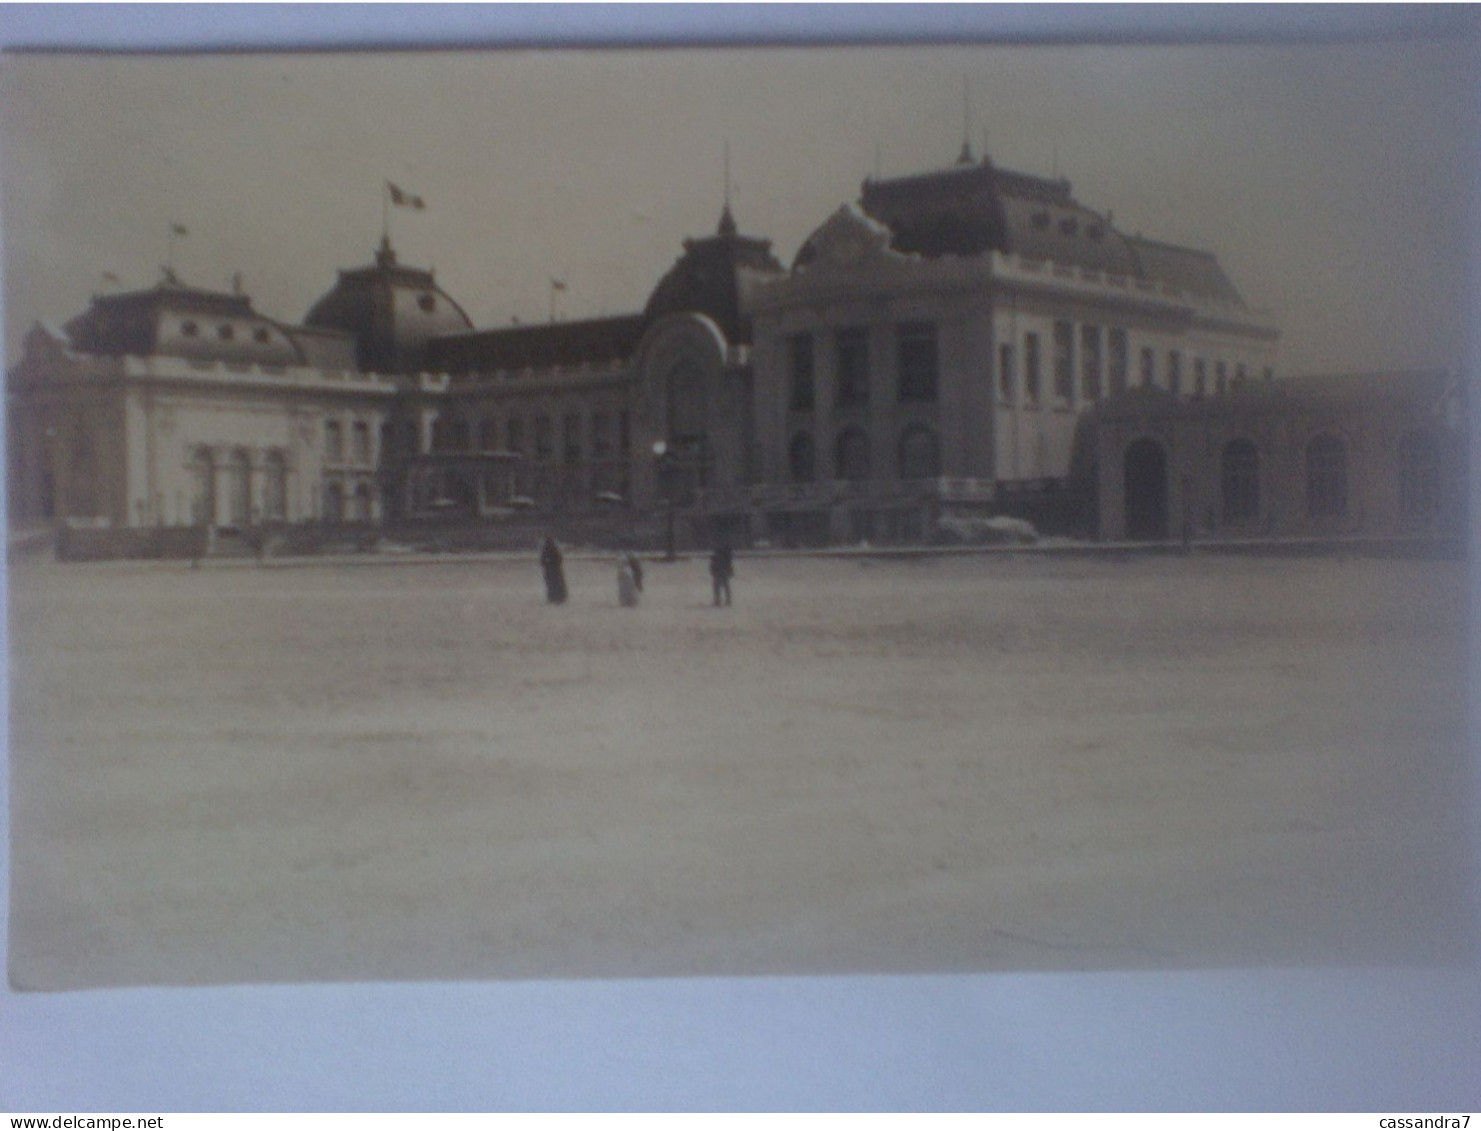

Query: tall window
(898, 425), (941, 480)
(1140, 347), (1156, 389)
(591, 412), (611, 457)
(352, 482), (373, 523)
(1167, 351), (1183, 396)
(835, 427), (870, 482)
(1215, 361), (1228, 395)
(788, 432), (815, 483)
(505, 417), (524, 455)
(1306, 434), (1348, 518)
(1108, 329), (1128, 396)
(351, 420), (370, 463)
(563, 412), (581, 466)
(618, 410), (630, 454)
(324, 420), (344, 463)
(835, 328), (870, 408)
(1193, 358), (1207, 397)
(1398, 431), (1441, 520)
(896, 322), (939, 402)
(1080, 325), (1102, 402)
(998, 343), (1015, 404)
(190, 447), (214, 526)
(788, 333), (815, 411)
(1024, 333), (1041, 407)
(1221, 438), (1260, 523)
(478, 418), (499, 452)
(262, 451), (287, 521)
(227, 448), (251, 525)
(1052, 321), (1074, 405)
(534, 414), (552, 461)
(323, 480), (344, 524)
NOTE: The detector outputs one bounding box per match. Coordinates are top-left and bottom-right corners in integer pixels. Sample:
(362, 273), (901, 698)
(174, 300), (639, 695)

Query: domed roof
(643, 206), (785, 344)
(305, 237), (473, 373)
(63, 271), (307, 367)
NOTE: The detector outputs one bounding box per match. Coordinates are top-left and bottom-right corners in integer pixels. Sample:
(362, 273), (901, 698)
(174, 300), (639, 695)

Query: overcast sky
(1, 37), (1475, 376)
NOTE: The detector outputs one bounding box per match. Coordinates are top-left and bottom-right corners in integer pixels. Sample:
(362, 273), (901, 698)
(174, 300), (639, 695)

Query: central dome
(305, 237), (473, 374)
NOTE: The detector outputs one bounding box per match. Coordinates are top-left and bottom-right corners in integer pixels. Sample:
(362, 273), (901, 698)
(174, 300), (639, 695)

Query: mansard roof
(847, 155), (1247, 305)
(642, 206), (785, 344)
(429, 315), (646, 375)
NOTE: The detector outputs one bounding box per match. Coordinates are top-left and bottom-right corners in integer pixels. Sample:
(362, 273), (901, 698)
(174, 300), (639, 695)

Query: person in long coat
(617, 555), (640, 607)
(539, 536), (568, 605)
(709, 543), (734, 607)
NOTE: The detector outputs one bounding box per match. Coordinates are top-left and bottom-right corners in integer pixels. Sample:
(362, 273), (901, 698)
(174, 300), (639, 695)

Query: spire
(376, 232), (397, 269)
(956, 76), (974, 165)
(718, 138), (737, 236)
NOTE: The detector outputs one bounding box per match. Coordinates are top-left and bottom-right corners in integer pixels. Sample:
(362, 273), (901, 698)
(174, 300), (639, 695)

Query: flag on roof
(387, 182), (425, 210)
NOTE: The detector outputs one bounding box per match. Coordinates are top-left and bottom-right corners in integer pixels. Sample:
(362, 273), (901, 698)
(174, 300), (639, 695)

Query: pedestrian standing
(709, 543), (734, 607)
(539, 535), (568, 605)
(617, 555), (640, 607)
(624, 550), (644, 594)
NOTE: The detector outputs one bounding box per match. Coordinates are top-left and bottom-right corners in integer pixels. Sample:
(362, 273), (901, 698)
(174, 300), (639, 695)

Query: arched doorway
(1123, 438), (1168, 540)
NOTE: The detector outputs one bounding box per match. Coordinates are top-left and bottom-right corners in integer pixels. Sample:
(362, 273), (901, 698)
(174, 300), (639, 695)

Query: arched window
(898, 425), (941, 481)
(226, 448), (252, 525)
(1398, 430), (1441, 520)
(835, 427), (871, 483)
(666, 359), (707, 440)
(1306, 434), (1348, 519)
(788, 432), (815, 483)
(190, 446), (215, 526)
(1221, 438), (1260, 523)
(262, 451), (287, 521)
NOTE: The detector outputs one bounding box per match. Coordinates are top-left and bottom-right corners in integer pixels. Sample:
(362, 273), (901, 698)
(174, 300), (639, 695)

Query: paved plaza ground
(7, 549), (1475, 989)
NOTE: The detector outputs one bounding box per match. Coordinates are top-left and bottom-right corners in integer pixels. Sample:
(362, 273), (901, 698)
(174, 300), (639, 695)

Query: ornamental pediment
(795, 204), (903, 273)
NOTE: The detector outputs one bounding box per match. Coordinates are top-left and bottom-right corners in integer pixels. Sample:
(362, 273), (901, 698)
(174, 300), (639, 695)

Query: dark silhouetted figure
(624, 551), (644, 593)
(617, 555), (640, 608)
(540, 536), (568, 605)
(709, 543), (734, 607)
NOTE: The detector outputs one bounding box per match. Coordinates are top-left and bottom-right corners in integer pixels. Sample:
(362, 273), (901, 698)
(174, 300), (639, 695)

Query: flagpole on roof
(165, 223), (187, 282)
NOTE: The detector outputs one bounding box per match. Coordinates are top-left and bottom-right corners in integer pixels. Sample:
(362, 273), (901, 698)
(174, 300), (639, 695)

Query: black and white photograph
(2, 9), (1477, 1109)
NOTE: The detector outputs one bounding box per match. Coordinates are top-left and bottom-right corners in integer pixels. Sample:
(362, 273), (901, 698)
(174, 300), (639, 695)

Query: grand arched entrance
(1123, 438), (1168, 540)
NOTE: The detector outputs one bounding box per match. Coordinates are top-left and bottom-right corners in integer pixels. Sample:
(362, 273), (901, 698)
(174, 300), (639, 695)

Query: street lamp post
(652, 439), (678, 561)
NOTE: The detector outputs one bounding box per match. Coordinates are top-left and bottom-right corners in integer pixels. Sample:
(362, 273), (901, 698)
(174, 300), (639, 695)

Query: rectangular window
(1108, 329), (1128, 396)
(896, 322), (939, 402)
(563, 412), (581, 466)
(591, 411), (610, 456)
(1167, 350), (1182, 396)
(1193, 358), (1207, 397)
(788, 333), (815, 411)
(1052, 320), (1074, 404)
(1023, 332), (1041, 407)
(506, 417), (524, 454)
(618, 410), (630, 454)
(351, 421), (371, 464)
(1215, 361), (1228, 395)
(534, 415), (552, 460)
(1235, 363), (1247, 386)
(324, 420), (344, 463)
(998, 343), (1015, 404)
(1140, 346), (1156, 389)
(835, 328), (870, 408)
(1080, 325), (1102, 402)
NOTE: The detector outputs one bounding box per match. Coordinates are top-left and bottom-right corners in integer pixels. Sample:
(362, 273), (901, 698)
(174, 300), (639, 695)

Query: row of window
(178, 319), (274, 345)
(1000, 323), (1271, 408)
(787, 323), (939, 412)
(1209, 432), (1443, 525)
(431, 408), (632, 465)
(324, 419), (374, 465)
(786, 424), (941, 485)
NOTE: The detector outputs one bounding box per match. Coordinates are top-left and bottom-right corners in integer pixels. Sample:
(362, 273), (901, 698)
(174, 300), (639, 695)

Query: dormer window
(1031, 211), (1051, 230)
(1059, 217), (1078, 237)
(1086, 224), (1105, 240)
(181, 320), (199, 337)
(218, 324), (235, 341)
(417, 293), (436, 313)
(253, 327), (271, 344)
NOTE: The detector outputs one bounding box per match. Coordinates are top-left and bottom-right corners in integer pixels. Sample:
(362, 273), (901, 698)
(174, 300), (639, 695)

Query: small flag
(387, 182), (425, 210)
(171, 223), (188, 236)
(550, 279), (567, 292)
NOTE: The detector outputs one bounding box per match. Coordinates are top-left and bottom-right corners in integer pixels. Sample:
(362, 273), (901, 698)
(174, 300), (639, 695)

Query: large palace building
(6, 150), (1466, 557)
